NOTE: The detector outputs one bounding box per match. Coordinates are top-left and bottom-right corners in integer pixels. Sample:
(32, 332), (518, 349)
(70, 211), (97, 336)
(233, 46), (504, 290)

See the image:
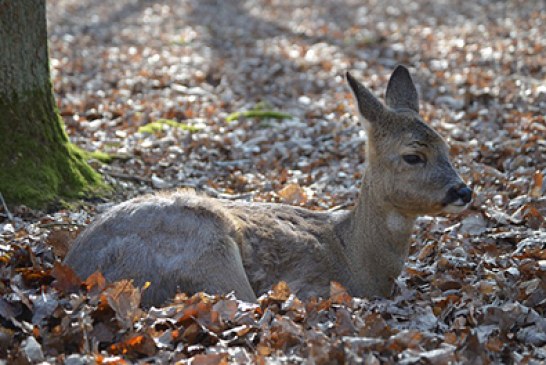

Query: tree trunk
(0, 0), (104, 208)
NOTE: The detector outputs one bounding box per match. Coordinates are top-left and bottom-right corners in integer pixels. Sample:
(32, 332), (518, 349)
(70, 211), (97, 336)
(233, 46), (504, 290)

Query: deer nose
(456, 185), (473, 204)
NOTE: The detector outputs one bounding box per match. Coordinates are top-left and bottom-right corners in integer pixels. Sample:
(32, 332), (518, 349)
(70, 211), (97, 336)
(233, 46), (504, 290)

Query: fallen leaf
(46, 229), (77, 258)
(212, 299), (238, 323)
(278, 183), (307, 205)
(108, 334), (156, 358)
(105, 280), (142, 330)
(459, 214), (488, 235)
(85, 271), (108, 297)
(530, 170), (543, 198)
(268, 281), (291, 302)
(330, 281), (352, 306)
(51, 261), (82, 293)
(359, 312), (392, 338)
(191, 353), (229, 365)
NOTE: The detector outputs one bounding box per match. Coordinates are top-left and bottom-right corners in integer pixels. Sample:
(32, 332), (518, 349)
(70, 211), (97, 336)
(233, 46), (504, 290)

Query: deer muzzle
(442, 183), (473, 213)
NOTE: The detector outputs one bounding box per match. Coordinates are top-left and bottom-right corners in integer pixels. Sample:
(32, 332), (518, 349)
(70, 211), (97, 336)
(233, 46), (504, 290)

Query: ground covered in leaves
(1, 0), (546, 363)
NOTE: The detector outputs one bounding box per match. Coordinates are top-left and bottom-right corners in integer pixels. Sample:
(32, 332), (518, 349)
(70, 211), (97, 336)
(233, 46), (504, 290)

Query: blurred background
(46, 0), (546, 209)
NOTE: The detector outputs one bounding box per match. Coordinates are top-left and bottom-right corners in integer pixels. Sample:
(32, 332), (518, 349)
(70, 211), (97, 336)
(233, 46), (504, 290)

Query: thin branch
(105, 171), (152, 184)
(0, 192), (13, 221)
(38, 222), (85, 229)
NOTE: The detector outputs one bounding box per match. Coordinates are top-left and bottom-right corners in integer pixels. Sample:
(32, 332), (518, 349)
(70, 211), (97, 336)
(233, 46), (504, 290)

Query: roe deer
(65, 66), (472, 306)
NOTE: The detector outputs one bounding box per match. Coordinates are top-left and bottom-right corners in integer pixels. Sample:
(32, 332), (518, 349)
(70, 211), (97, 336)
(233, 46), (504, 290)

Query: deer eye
(402, 154), (425, 165)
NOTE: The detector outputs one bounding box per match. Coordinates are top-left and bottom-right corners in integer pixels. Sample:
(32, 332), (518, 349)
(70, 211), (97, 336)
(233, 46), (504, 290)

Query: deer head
(346, 66), (472, 217)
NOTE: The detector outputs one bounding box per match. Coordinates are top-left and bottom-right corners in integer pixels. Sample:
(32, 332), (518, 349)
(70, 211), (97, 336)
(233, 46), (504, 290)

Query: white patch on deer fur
(387, 212), (409, 232)
(442, 201), (467, 214)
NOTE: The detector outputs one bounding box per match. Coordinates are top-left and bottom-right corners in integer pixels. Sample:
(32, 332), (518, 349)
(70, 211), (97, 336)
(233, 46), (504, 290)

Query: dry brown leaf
(256, 343), (272, 356)
(359, 312), (392, 338)
(108, 334), (156, 358)
(191, 353), (229, 365)
(85, 271), (107, 297)
(388, 330), (424, 351)
(334, 307), (355, 336)
(523, 205), (544, 229)
(18, 267), (53, 287)
(182, 322), (202, 344)
(330, 281), (352, 306)
(51, 261), (82, 293)
(46, 229), (78, 258)
(95, 354), (129, 365)
(530, 170), (543, 198)
(105, 280), (142, 330)
(212, 299), (238, 323)
(444, 332), (458, 345)
(485, 336), (504, 352)
(417, 242), (437, 261)
(175, 298), (214, 327)
(278, 183), (307, 205)
(269, 316), (303, 350)
(269, 281), (291, 302)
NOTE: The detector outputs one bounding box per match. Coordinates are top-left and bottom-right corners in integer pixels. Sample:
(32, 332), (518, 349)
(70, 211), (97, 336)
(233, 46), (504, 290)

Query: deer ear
(346, 71), (385, 125)
(385, 65), (419, 113)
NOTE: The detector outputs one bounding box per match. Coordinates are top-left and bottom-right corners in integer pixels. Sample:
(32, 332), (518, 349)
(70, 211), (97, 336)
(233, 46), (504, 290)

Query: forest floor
(1, 0), (546, 363)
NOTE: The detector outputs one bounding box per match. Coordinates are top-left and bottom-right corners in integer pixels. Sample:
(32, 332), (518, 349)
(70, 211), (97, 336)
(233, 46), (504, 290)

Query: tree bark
(0, 0), (104, 208)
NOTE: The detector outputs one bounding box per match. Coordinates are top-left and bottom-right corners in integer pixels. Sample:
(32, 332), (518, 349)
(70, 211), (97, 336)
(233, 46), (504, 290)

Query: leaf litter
(1, 0), (546, 363)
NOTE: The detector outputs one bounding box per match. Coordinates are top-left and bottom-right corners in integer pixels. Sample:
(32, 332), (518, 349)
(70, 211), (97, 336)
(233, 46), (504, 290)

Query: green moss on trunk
(0, 88), (107, 208)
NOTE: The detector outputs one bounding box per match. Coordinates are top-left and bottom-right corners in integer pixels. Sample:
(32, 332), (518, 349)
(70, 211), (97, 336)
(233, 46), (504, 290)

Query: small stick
(0, 192), (13, 221)
(105, 171), (152, 184)
(38, 222), (85, 229)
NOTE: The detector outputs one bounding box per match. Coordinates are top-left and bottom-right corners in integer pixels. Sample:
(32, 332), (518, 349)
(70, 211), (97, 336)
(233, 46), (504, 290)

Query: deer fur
(65, 66), (472, 306)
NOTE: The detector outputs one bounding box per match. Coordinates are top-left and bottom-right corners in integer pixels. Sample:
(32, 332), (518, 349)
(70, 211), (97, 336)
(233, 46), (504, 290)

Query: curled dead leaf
(51, 261), (82, 294)
(105, 280), (142, 330)
(191, 353), (229, 365)
(108, 333), (156, 358)
(268, 281), (291, 302)
(212, 299), (238, 323)
(46, 229), (79, 258)
(417, 241), (437, 261)
(530, 170), (543, 198)
(330, 281), (352, 306)
(359, 312), (392, 338)
(85, 271), (107, 297)
(18, 267), (54, 287)
(278, 183), (308, 205)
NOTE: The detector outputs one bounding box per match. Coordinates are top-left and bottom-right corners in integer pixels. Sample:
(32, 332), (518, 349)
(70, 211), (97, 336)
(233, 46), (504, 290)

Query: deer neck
(336, 170), (416, 295)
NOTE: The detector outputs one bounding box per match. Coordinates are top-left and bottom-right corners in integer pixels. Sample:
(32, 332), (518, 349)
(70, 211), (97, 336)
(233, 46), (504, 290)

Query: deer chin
(391, 201), (445, 217)
(442, 200), (468, 214)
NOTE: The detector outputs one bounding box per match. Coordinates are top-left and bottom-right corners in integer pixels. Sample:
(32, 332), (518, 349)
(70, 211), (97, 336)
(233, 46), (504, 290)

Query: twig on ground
(105, 171), (152, 184)
(38, 222), (86, 229)
(202, 186), (255, 201)
(0, 192), (14, 221)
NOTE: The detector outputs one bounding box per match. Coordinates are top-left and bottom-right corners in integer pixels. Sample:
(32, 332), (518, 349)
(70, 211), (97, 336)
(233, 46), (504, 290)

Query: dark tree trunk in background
(0, 0), (103, 208)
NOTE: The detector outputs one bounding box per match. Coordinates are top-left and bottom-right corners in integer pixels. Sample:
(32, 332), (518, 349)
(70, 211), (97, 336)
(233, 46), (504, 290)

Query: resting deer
(65, 66), (472, 306)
